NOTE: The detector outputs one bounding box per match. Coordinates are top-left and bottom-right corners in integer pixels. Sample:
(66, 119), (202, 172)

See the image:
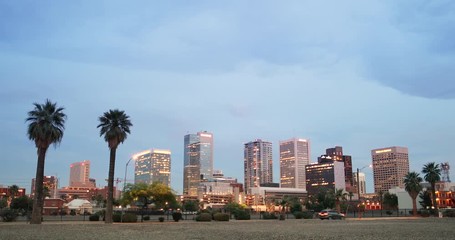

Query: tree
(26, 99), (66, 224)
(97, 109), (132, 224)
(8, 185), (19, 200)
(122, 182), (177, 210)
(404, 171), (423, 216)
(334, 188), (347, 213)
(183, 200), (199, 212)
(383, 192), (398, 210)
(419, 190), (432, 209)
(422, 162), (441, 210)
(0, 198), (7, 209)
(149, 182), (178, 209)
(10, 196), (33, 213)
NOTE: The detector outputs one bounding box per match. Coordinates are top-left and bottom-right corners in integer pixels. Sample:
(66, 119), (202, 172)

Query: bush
(293, 211), (304, 219)
(386, 210), (393, 215)
(419, 210), (430, 217)
(172, 212), (182, 222)
(0, 209), (17, 222)
(214, 213), (230, 221)
(113, 213), (137, 223)
(279, 214), (286, 220)
(159, 217), (165, 222)
(195, 213), (212, 222)
(301, 211), (313, 219)
(262, 212), (277, 220)
(443, 209), (455, 218)
(89, 214), (100, 221)
(143, 215), (150, 221)
(234, 210), (250, 220)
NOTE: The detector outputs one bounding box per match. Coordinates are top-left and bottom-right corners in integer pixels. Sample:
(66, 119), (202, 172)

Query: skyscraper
(318, 146), (353, 192)
(183, 131), (213, 196)
(279, 138), (310, 189)
(69, 160), (91, 187)
(372, 146), (409, 194)
(244, 139), (273, 195)
(305, 161), (346, 196)
(134, 149), (171, 187)
(353, 172), (366, 194)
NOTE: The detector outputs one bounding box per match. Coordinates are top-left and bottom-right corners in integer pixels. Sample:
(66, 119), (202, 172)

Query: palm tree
(422, 162), (441, 210)
(97, 109), (132, 224)
(404, 171), (423, 216)
(26, 99), (66, 224)
(335, 188), (347, 213)
(8, 185), (19, 200)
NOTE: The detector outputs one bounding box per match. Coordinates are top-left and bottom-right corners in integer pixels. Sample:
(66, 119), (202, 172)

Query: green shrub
(122, 213), (137, 222)
(262, 212), (277, 219)
(386, 210), (393, 215)
(143, 215), (150, 221)
(158, 217), (165, 222)
(419, 210), (430, 217)
(89, 214), (100, 221)
(195, 213), (212, 222)
(113, 213), (137, 222)
(0, 209), (17, 222)
(234, 210), (250, 220)
(293, 211), (304, 219)
(172, 212), (182, 222)
(443, 209), (455, 217)
(301, 211), (313, 219)
(214, 213), (230, 221)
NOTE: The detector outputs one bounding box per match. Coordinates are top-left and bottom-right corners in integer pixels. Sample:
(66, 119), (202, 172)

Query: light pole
(121, 157), (133, 223)
(356, 164), (372, 201)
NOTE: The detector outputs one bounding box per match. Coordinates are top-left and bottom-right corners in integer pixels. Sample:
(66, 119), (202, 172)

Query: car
(318, 209), (345, 220)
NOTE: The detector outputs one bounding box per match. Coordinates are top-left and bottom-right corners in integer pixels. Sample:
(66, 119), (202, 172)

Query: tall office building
(69, 160), (91, 187)
(305, 161), (346, 196)
(244, 139), (273, 195)
(31, 175), (58, 198)
(183, 131), (213, 196)
(353, 172), (366, 194)
(134, 149), (171, 187)
(318, 146), (353, 192)
(372, 146), (409, 194)
(279, 138), (310, 189)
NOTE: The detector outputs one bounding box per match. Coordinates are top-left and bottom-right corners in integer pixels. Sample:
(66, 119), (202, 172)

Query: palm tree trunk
(412, 196), (417, 216)
(431, 183), (438, 210)
(30, 147), (47, 224)
(105, 147), (117, 224)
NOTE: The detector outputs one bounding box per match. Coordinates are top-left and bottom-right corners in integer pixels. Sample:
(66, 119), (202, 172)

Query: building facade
(372, 146), (409, 194)
(69, 160), (91, 187)
(134, 149), (171, 187)
(318, 146), (353, 192)
(31, 175), (58, 198)
(279, 138), (310, 189)
(305, 161), (346, 196)
(183, 131), (213, 196)
(353, 172), (366, 194)
(244, 139), (273, 195)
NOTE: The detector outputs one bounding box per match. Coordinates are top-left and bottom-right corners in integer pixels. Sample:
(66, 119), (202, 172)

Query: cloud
(360, 1), (455, 99)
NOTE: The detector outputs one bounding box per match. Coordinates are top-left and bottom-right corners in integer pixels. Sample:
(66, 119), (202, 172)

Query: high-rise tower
(372, 146), (409, 193)
(244, 139), (273, 195)
(134, 149), (171, 187)
(279, 138), (310, 189)
(183, 131), (213, 196)
(69, 160), (91, 187)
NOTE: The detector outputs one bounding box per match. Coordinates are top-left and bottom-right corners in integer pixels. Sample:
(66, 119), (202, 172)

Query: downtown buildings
(183, 131), (214, 196)
(279, 138), (310, 189)
(69, 160), (93, 188)
(372, 146), (409, 194)
(134, 149), (171, 187)
(244, 139), (273, 195)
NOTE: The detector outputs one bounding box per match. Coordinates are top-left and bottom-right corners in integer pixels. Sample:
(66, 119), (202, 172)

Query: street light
(121, 157), (133, 223)
(356, 164), (372, 201)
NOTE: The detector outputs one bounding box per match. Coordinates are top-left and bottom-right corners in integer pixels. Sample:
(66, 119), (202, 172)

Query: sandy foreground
(0, 218), (453, 240)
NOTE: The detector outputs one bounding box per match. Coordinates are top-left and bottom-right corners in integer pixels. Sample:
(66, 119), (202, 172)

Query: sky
(1, 0), (454, 195)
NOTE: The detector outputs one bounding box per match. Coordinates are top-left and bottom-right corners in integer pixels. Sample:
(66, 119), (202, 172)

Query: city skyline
(1, 1), (454, 195)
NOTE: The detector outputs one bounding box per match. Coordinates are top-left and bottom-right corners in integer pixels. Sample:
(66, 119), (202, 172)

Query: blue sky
(1, 1), (454, 194)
